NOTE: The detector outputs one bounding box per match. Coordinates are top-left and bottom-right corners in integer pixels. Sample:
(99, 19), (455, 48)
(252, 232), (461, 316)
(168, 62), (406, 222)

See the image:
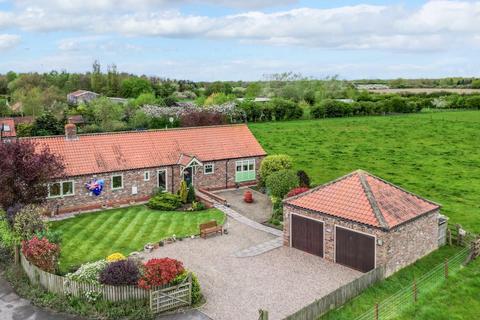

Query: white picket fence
(20, 253), (191, 309)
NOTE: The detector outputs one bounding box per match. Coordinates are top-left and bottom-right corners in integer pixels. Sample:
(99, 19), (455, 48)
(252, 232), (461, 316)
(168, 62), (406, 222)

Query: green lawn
(50, 206), (225, 272)
(249, 110), (480, 319)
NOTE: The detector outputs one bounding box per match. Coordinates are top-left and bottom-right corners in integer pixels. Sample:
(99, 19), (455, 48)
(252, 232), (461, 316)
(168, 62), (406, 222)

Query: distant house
(237, 97), (271, 103)
(108, 97), (128, 104)
(0, 117), (16, 141)
(67, 90), (100, 105)
(335, 98), (355, 104)
(355, 84), (390, 90)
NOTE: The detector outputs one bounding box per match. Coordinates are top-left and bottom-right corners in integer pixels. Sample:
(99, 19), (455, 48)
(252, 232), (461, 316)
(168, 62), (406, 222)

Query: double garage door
(291, 214), (375, 272)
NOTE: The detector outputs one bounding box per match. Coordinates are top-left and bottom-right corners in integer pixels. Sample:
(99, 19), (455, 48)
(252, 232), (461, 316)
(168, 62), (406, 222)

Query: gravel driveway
(143, 217), (360, 320)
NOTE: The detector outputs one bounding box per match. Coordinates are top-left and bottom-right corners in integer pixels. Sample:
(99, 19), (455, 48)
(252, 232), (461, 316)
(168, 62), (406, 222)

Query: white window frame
(144, 171), (150, 181)
(204, 163), (214, 175)
(111, 174), (124, 190)
(157, 169), (168, 192)
(48, 180), (75, 198)
(235, 159), (256, 173)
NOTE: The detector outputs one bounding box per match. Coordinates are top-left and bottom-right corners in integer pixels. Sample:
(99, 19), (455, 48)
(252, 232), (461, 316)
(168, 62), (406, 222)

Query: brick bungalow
(27, 124), (266, 214)
(283, 170), (440, 276)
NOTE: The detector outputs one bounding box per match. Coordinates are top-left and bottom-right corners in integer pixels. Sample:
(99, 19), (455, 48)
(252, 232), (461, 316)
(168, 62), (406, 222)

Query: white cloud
(2, 1), (480, 52)
(13, 0), (296, 12)
(0, 34), (20, 51)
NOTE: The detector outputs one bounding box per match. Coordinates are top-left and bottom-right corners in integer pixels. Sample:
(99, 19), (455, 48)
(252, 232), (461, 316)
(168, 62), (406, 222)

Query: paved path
(214, 204), (282, 237)
(0, 273), (82, 320)
(214, 203), (284, 258)
(233, 237), (283, 258)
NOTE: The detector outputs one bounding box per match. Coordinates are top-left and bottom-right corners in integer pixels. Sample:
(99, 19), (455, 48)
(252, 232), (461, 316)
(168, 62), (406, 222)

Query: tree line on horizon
(1, 62), (480, 138)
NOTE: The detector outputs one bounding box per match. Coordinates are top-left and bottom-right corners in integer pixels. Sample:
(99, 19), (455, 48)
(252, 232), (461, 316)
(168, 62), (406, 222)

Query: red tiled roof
(0, 118), (16, 138)
(26, 124), (266, 177)
(285, 170), (440, 229)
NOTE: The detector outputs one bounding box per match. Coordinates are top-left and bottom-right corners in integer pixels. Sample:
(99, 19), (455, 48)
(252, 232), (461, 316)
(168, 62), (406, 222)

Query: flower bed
(20, 252), (198, 308)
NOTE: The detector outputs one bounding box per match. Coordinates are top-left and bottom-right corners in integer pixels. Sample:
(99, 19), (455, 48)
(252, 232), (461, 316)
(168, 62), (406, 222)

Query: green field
(50, 206), (225, 272)
(249, 110), (480, 319)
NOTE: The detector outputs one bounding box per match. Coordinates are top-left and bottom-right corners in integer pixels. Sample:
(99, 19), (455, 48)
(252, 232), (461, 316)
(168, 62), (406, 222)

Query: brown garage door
(291, 214), (323, 257)
(335, 227), (375, 272)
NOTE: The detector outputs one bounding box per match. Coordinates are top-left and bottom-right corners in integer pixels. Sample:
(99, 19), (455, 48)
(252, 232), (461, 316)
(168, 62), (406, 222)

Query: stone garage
(283, 170), (441, 276)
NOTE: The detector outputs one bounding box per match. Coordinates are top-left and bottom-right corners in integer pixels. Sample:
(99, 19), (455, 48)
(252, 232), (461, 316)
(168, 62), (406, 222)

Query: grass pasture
(250, 110), (480, 319)
(250, 111), (480, 233)
(50, 206), (225, 272)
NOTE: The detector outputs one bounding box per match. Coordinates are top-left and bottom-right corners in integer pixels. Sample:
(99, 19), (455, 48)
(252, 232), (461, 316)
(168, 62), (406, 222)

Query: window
(48, 181), (74, 198)
(111, 175), (123, 190)
(235, 159), (256, 183)
(144, 171), (150, 181)
(204, 163), (214, 175)
(157, 169), (167, 192)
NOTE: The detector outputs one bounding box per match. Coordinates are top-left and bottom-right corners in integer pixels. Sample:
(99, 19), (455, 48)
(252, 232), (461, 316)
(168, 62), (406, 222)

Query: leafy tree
(121, 77), (153, 98)
(133, 92), (162, 107)
(31, 112), (63, 136)
(0, 76), (7, 95)
(154, 82), (177, 98)
(471, 79), (480, 89)
(245, 82), (262, 98)
(0, 98), (10, 117)
(6, 71), (17, 83)
(91, 60), (105, 93)
(203, 93), (236, 106)
(0, 139), (65, 215)
(106, 64), (120, 96)
(12, 87), (44, 117)
(205, 81), (233, 96)
(91, 97), (124, 131)
(266, 169), (299, 199)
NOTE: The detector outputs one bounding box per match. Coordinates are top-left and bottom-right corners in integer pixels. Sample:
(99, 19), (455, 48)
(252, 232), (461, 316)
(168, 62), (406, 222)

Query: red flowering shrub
(138, 258), (184, 290)
(21, 236), (60, 273)
(286, 187), (310, 198)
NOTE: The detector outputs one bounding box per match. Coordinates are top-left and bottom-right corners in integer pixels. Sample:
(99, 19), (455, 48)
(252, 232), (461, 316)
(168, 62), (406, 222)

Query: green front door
(235, 159), (256, 183)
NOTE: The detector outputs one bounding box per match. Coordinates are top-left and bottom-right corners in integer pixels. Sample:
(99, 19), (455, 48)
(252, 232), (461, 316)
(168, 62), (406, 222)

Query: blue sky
(0, 0), (479, 81)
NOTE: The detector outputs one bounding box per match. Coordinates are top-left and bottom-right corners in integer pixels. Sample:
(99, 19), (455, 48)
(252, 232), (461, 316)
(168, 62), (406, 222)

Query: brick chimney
(65, 123), (78, 141)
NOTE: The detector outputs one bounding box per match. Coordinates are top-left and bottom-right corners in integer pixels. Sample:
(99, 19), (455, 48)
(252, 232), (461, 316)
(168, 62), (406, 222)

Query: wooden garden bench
(200, 221), (223, 239)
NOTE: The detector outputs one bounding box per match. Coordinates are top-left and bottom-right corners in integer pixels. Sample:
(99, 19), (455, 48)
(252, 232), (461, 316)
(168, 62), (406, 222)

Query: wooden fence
(283, 266), (386, 320)
(21, 253), (192, 312)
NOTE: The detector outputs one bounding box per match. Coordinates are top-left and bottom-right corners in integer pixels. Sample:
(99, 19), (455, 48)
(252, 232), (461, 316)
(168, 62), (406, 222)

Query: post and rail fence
(355, 226), (479, 320)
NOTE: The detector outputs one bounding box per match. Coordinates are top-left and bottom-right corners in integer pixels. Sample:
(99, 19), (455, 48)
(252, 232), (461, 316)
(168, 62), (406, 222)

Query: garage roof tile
(284, 170), (440, 230)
